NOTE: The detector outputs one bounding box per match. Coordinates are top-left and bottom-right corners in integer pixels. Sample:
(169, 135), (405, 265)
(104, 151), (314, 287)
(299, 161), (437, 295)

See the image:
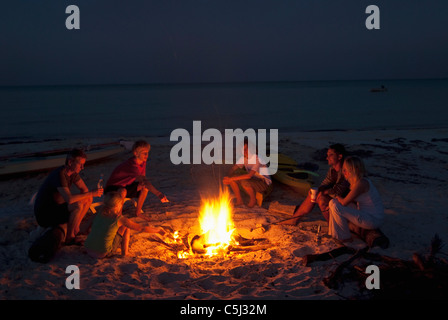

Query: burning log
(190, 232), (270, 255)
(190, 233), (211, 254)
(232, 233), (270, 247)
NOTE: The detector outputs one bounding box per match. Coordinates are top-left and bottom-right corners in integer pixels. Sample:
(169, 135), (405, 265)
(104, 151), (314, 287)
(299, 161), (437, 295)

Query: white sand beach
(0, 128), (447, 302)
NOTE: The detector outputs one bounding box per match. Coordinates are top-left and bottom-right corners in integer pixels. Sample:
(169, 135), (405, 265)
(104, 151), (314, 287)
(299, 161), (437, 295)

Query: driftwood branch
(304, 234), (448, 299)
(323, 247), (369, 289)
(301, 246), (356, 266)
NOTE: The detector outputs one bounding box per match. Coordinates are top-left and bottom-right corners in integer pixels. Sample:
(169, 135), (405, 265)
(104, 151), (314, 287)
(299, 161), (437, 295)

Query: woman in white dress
(328, 156), (384, 241)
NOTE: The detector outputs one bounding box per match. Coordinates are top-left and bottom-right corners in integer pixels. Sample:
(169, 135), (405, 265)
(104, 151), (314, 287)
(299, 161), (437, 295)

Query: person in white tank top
(328, 156), (385, 241)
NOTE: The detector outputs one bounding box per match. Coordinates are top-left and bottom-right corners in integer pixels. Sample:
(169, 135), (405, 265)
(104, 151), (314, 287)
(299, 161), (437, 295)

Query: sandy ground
(0, 128), (447, 303)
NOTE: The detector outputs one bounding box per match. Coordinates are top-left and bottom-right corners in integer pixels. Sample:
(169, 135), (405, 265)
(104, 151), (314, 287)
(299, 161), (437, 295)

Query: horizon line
(1, 77), (447, 89)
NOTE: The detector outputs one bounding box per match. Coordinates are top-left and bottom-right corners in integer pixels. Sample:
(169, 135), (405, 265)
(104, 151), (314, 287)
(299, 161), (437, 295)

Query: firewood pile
(304, 234), (448, 299)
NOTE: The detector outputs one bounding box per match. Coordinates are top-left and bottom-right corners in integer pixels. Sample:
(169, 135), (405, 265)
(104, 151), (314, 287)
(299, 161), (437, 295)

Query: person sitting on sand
(33, 148), (104, 245)
(105, 140), (169, 218)
(279, 143), (350, 225)
(84, 191), (165, 258)
(327, 156), (384, 242)
(223, 140), (273, 208)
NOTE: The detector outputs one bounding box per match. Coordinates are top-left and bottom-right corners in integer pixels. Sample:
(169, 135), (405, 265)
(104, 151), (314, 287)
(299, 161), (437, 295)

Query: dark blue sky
(1, 0), (448, 86)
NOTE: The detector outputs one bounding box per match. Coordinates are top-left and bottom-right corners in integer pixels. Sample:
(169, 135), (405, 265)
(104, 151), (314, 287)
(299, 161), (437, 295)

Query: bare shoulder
(361, 178), (370, 192)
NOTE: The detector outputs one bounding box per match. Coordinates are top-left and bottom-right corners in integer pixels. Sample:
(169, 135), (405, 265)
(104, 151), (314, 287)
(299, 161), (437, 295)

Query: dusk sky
(2, 1), (448, 86)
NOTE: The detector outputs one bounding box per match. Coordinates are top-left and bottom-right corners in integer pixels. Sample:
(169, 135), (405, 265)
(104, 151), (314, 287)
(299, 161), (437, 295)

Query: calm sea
(1, 79), (447, 146)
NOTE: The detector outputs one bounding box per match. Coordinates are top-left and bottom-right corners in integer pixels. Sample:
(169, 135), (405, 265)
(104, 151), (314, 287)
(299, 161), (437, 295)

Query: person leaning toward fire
(222, 140), (273, 208)
(33, 148), (103, 245)
(104, 140), (169, 218)
(279, 143), (350, 225)
(327, 156), (385, 242)
(84, 191), (166, 258)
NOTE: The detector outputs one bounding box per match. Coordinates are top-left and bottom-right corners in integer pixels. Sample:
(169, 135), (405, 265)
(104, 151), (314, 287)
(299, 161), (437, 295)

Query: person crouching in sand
(105, 140), (169, 219)
(33, 148), (103, 245)
(328, 156), (385, 242)
(279, 143), (350, 225)
(84, 191), (165, 258)
(222, 140), (273, 208)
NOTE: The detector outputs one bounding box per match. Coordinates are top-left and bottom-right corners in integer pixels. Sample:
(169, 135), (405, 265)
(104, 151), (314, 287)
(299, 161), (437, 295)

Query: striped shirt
(319, 167), (350, 198)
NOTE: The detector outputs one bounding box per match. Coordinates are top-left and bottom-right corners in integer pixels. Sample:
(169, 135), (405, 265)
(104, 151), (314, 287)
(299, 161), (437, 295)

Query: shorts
(231, 169), (271, 193)
(34, 202), (71, 228)
(107, 233), (123, 257)
(86, 233), (123, 259)
(105, 181), (141, 198)
(240, 178), (270, 193)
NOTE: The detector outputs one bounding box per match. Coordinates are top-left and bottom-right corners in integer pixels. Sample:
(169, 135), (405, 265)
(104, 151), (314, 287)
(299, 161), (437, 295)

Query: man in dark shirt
(279, 144), (350, 225)
(34, 149), (103, 244)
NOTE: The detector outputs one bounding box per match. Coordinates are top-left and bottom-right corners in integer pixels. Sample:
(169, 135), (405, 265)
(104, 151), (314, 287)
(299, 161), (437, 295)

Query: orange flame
(176, 189), (236, 259)
(198, 189), (235, 256)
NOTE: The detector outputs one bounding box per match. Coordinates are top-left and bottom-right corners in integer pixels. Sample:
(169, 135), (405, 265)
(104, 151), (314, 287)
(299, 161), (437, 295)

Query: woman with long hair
(328, 156), (384, 242)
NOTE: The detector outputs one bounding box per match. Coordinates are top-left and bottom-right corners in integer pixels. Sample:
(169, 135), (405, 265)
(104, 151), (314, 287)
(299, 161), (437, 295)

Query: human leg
(228, 180), (244, 205)
(239, 179), (258, 208)
(135, 187), (149, 217)
(328, 199), (354, 241)
(120, 226), (130, 256)
(67, 196), (93, 243)
(240, 178), (268, 208)
(278, 193), (315, 225)
(241, 184), (256, 208)
(328, 199), (381, 241)
(317, 194), (332, 222)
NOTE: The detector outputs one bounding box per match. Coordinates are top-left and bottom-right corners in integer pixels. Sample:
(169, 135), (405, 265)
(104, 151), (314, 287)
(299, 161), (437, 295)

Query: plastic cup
(310, 187), (318, 202)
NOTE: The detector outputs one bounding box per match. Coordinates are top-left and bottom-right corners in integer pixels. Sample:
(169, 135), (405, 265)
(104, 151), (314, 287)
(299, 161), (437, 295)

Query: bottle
(315, 225), (321, 245)
(97, 173), (104, 190)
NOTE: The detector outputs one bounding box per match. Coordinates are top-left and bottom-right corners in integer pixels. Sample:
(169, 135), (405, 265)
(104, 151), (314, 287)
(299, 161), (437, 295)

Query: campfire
(162, 189), (270, 259)
(191, 189), (237, 256)
(176, 189), (238, 258)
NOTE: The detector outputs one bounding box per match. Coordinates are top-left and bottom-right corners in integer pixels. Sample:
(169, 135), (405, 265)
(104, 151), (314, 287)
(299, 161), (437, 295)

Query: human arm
(223, 169), (256, 184)
(118, 216), (165, 235)
(57, 174), (104, 204)
(318, 169), (350, 198)
(139, 177), (168, 202)
(318, 169), (335, 195)
(74, 178), (89, 194)
(56, 186), (102, 205)
(223, 165), (240, 184)
(335, 179), (368, 206)
(225, 164), (240, 176)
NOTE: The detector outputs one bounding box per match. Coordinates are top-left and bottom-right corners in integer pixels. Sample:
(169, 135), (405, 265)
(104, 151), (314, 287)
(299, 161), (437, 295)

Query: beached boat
(273, 168), (319, 196)
(0, 142), (125, 177)
(274, 153), (299, 167)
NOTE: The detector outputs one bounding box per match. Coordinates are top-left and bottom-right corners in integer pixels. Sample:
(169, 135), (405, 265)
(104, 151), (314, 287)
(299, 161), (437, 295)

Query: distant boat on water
(370, 85), (388, 93)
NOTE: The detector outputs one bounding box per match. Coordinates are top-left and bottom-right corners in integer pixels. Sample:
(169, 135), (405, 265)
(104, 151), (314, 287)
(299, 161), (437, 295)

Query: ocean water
(0, 79), (447, 146)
